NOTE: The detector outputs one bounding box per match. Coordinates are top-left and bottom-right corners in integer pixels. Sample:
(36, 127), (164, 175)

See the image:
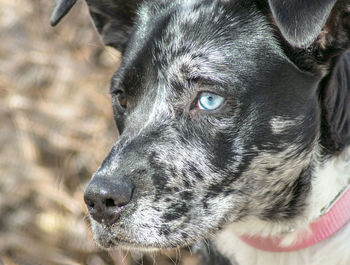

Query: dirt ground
(0, 1), (199, 264)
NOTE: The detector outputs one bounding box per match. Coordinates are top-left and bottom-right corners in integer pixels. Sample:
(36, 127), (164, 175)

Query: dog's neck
(308, 147), (350, 223)
(215, 147), (350, 264)
(239, 183), (350, 252)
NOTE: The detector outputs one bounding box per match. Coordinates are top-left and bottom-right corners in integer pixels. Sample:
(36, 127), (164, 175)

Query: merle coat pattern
(51, 0), (350, 264)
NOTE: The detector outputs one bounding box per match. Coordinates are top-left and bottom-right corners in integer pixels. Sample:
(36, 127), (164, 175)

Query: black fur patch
(320, 51), (350, 154)
(162, 202), (189, 221)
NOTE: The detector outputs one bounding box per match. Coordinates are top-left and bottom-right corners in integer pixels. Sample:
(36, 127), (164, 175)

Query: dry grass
(0, 1), (198, 264)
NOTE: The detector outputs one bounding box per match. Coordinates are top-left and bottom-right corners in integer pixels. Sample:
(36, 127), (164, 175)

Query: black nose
(84, 176), (134, 226)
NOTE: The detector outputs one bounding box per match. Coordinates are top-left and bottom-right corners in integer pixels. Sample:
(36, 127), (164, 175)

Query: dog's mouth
(86, 190), (234, 251)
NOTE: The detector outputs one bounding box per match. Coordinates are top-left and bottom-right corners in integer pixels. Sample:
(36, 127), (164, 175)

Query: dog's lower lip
(107, 240), (163, 251)
(98, 236), (153, 250)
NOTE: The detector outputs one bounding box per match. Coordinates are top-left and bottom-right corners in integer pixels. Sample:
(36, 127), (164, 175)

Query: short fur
(51, 0), (350, 264)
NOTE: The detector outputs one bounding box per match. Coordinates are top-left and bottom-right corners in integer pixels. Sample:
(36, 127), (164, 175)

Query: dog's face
(86, 0), (321, 249)
(51, 0), (350, 251)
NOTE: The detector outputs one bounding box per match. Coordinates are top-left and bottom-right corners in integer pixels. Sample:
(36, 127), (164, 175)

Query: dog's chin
(93, 233), (160, 253)
(90, 218), (192, 251)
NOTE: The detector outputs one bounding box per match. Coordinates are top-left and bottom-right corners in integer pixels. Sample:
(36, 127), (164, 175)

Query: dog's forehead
(114, 0), (283, 94)
(112, 0), (319, 117)
(152, 1), (275, 72)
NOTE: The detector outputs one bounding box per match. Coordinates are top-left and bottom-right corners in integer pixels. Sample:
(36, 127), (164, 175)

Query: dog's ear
(50, 0), (78, 27)
(51, 0), (141, 51)
(320, 51), (350, 154)
(267, 0), (347, 48)
(267, 1), (350, 153)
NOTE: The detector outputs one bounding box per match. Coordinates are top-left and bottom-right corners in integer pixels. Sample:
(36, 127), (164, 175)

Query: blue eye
(198, 92), (225, 110)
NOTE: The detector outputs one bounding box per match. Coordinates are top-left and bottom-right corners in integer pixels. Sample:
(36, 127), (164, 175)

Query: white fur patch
(270, 115), (305, 134)
(215, 146), (350, 265)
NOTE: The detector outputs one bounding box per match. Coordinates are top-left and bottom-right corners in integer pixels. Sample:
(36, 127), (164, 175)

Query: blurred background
(0, 0), (198, 264)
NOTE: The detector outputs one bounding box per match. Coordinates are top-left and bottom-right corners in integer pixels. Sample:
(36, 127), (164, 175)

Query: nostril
(84, 196), (95, 208)
(104, 194), (131, 208)
(105, 198), (116, 207)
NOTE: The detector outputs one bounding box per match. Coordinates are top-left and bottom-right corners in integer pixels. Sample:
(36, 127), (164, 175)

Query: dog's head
(52, 0), (350, 250)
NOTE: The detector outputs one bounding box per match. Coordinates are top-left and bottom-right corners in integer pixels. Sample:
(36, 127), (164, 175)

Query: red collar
(240, 185), (350, 252)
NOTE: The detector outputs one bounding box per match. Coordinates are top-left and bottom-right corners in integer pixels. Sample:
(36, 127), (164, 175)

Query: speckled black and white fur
(51, 0), (350, 264)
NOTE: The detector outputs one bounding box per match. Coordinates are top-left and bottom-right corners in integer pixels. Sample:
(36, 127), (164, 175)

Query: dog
(51, 0), (350, 264)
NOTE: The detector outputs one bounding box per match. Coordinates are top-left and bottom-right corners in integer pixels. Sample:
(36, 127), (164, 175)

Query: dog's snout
(84, 177), (134, 226)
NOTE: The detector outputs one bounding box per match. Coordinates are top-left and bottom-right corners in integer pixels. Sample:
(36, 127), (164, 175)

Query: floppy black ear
(268, 0), (338, 48)
(320, 51), (350, 154)
(51, 0), (141, 51)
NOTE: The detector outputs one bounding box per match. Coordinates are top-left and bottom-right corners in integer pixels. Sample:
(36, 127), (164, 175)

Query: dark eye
(112, 90), (127, 112)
